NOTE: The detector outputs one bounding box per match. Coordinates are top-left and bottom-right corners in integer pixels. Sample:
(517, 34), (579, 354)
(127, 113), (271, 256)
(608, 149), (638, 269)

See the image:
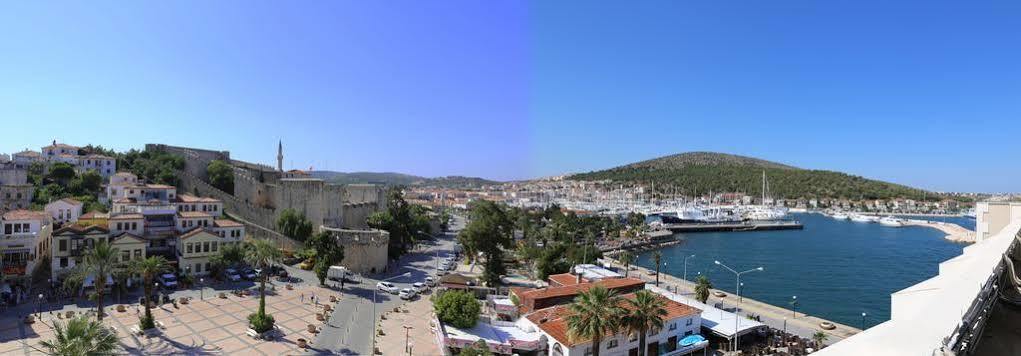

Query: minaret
(277, 140), (283, 172)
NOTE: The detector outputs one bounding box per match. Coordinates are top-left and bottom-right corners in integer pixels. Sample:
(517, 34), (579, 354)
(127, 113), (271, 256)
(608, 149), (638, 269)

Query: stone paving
(376, 290), (443, 356)
(0, 286), (341, 355)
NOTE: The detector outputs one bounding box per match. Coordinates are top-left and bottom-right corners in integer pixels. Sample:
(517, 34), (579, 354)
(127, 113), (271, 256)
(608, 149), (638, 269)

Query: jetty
(903, 219), (975, 243)
(660, 220), (803, 233)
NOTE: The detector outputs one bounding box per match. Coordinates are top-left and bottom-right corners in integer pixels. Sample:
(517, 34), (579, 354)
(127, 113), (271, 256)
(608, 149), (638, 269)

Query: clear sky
(2, 1), (1019, 192)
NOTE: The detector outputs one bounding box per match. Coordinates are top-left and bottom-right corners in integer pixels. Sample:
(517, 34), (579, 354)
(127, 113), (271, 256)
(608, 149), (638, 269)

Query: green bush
(432, 290), (480, 329)
(248, 313), (275, 333)
(139, 315), (156, 330)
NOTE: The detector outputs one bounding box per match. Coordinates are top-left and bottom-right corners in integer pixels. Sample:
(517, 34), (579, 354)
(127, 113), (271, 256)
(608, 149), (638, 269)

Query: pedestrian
(300, 293), (304, 303)
(312, 294), (318, 305)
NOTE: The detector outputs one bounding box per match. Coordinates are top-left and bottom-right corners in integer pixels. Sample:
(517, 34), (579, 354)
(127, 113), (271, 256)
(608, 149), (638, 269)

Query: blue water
(634, 213), (966, 328)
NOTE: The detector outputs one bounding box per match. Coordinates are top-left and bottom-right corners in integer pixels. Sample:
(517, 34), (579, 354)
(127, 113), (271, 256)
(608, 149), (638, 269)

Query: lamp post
(199, 278), (204, 300)
(791, 296), (798, 318)
(714, 260), (763, 352)
(861, 312), (867, 330)
(683, 254), (695, 281)
(783, 317), (787, 343)
(372, 271), (411, 354)
(403, 325), (413, 354)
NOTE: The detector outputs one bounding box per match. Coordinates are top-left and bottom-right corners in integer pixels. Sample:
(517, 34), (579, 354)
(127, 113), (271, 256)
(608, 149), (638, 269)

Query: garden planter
(329, 295), (337, 302)
(117, 305), (126, 312)
(316, 313), (325, 321)
(307, 324), (317, 333)
(297, 338), (308, 348)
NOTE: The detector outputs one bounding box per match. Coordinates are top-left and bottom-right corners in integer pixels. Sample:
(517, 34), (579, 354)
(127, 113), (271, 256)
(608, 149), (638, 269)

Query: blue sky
(2, 1), (1019, 192)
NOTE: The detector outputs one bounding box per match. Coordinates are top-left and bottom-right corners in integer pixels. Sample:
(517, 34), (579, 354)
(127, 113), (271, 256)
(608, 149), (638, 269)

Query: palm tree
(652, 250), (662, 286)
(133, 256), (169, 330)
(618, 251), (634, 278)
(694, 275), (713, 304)
(566, 286), (624, 356)
(813, 331), (829, 348)
(39, 315), (119, 355)
(110, 264), (133, 304)
(246, 239), (282, 328)
(622, 290), (668, 356)
(77, 241), (119, 320)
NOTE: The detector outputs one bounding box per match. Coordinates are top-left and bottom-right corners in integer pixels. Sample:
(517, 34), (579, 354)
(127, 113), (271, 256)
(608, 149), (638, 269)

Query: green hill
(570, 152), (938, 201)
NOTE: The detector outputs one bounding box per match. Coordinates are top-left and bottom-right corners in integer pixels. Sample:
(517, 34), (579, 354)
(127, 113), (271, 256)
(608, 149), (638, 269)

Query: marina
(659, 220), (803, 233)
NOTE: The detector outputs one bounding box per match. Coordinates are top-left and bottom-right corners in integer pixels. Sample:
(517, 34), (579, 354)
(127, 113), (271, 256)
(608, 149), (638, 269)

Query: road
(315, 216), (462, 355)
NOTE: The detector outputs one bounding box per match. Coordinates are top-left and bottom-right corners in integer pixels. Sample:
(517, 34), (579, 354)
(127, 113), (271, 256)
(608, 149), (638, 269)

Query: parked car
(436, 269), (448, 276)
(241, 268), (257, 280)
(412, 282), (427, 293)
(224, 268), (241, 282)
(399, 288), (416, 300)
(377, 281), (399, 294)
(158, 273), (178, 288)
(425, 277), (436, 287)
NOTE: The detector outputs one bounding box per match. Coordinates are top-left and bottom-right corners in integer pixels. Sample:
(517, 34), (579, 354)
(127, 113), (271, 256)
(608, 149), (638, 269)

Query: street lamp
(372, 271), (411, 354)
(200, 278), (204, 300)
(683, 254), (695, 281)
(403, 325), (414, 354)
(861, 312), (867, 330)
(791, 296), (798, 318)
(713, 260), (763, 305)
(783, 317), (787, 343)
(714, 260), (763, 351)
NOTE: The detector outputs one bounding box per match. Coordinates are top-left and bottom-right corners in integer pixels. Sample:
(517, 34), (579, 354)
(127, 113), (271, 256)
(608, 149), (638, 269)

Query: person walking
(300, 293), (305, 303)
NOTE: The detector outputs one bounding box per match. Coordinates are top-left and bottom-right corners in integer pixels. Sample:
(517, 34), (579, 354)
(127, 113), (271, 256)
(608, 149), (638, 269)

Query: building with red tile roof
(511, 277), (646, 314)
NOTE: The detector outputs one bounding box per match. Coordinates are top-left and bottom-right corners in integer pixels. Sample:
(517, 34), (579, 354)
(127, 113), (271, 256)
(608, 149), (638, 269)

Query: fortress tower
(277, 140), (283, 172)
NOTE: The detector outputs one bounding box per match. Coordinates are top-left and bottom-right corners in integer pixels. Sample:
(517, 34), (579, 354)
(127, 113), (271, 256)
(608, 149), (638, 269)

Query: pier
(661, 220), (803, 233)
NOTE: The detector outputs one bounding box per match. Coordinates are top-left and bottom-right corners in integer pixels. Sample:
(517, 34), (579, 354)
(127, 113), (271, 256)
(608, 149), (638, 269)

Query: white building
(1, 210), (52, 287)
(45, 198), (83, 225)
(41, 141), (79, 159)
(524, 292), (703, 356)
(78, 154), (116, 177)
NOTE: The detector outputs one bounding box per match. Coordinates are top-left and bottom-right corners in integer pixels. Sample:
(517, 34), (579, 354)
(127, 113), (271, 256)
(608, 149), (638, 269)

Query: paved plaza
(376, 291), (443, 356)
(0, 286), (342, 355)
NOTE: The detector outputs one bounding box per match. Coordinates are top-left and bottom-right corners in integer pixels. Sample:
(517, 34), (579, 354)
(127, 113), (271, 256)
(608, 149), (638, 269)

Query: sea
(633, 212), (970, 329)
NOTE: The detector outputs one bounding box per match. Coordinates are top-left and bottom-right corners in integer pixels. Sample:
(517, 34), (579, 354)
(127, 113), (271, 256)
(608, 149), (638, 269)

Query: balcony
(1, 232), (38, 242)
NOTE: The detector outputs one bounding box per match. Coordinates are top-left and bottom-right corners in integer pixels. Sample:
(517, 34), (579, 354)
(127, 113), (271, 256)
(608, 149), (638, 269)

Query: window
(203, 242), (210, 253)
(117, 222), (123, 230)
(196, 263), (202, 273)
(607, 339), (619, 349)
(186, 243), (193, 254)
(59, 257), (68, 267)
(669, 323), (677, 331)
(584, 347), (593, 356)
(134, 249), (142, 259)
(212, 241), (218, 252)
(59, 240), (67, 252)
(121, 251), (130, 262)
(686, 318), (693, 326)
(131, 222), (137, 230)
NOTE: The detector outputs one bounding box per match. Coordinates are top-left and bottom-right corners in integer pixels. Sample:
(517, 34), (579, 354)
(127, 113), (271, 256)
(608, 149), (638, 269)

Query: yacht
(850, 214), (876, 223)
(879, 216), (904, 227)
(831, 212), (849, 220)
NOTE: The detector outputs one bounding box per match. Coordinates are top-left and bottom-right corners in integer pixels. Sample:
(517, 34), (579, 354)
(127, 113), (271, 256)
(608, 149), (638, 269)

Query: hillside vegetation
(571, 152), (939, 201)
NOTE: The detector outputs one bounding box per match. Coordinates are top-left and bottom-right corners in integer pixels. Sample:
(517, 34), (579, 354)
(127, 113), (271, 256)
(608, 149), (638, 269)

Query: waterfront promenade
(607, 258), (862, 345)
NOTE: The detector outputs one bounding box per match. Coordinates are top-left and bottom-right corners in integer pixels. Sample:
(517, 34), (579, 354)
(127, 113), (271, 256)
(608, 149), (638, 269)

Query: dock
(661, 220), (803, 233)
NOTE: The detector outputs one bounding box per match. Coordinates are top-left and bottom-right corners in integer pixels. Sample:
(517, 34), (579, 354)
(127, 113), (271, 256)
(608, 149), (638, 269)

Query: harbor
(631, 212), (967, 329)
(660, 220), (804, 233)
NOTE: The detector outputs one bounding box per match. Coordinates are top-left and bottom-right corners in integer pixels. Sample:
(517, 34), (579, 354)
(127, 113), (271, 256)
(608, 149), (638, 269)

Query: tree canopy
(367, 187), (432, 259)
(458, 200), (514, 286)
(206, 160), (234, 194)
(433, 290), (481, 329)
(276, 208), (314, 241)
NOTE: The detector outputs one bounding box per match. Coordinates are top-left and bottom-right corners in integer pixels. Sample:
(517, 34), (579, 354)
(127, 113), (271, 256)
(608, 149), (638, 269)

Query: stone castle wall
(321, 226), (389, 274)
(175, 169), (299, 250)
(146, 144), (230, 181)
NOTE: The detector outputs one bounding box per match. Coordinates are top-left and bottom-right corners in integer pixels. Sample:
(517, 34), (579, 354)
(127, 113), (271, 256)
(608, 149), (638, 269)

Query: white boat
(879, 216), (904, 227)
(850, 214), (876, 223)
(832, 213), (849, 220)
